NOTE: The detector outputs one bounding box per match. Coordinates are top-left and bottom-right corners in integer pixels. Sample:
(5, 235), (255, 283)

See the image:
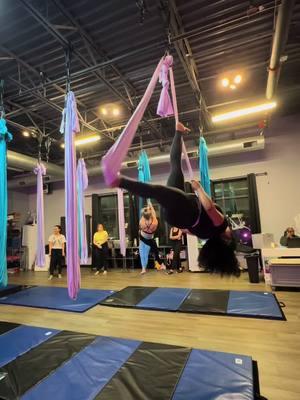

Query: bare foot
(176, 122), (190, 134)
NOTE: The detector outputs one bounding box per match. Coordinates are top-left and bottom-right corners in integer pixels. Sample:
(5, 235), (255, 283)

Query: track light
(23, 130), (30, 137)
(234, 75), (242, 84)
(212, 102), (277, 123)
(221, 78), (229, 87)
(61, 135), (101, 148)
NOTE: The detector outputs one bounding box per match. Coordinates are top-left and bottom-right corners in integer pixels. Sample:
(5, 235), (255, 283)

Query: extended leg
(167, 131), (185, 191)
(119, 177), (198, 228)
(139, 240), (150, 270)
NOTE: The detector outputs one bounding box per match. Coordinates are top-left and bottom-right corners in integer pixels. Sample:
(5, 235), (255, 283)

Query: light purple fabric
(157, 55), (174, 117)
(34, 163), (46, 267)
(101, 57), (165, 186)
(117, 188), (126, 257)
(77, 158), (88, 264)
(169, 66), (194, 180)
(60, 91), (81, 299)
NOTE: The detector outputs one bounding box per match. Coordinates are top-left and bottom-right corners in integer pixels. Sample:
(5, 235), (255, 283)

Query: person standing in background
(48, 225), (66, 280)
(168, 227), (183, 274)
(93, 224), (109, 275)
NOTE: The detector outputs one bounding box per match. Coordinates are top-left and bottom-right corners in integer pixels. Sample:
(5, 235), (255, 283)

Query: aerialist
(105, 122), (240, 276)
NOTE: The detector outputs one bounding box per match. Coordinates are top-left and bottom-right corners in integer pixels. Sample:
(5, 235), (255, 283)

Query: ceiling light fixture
(234, 74), (242, 84)
(221, 78), (229, 87)
(101, 107), (108, 115)
(22, 130), (30, 137)
(212, 102), (277, 123)
(229, 84), (236, 90)
(112, 108), (120, 116)
(61, 135), (101, 148)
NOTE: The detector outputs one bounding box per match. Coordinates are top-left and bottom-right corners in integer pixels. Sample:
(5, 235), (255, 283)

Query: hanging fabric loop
(60, 91), (81, 299)
(157, 55), (194, 181)
(34, 163), (46, 267)
(199, 136), (211, 196)
(0, 118), (12, 287)
(77, 158), (89, 265)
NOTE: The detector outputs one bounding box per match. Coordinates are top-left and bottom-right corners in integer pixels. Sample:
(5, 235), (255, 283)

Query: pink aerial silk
(60, 91), (81, 299)
(167, 59), (194, 180)
(77, 158), (89, 264)
(34, 163), (46, 267)
(117, 189), (126, 257)
(101, 57), (165, 186)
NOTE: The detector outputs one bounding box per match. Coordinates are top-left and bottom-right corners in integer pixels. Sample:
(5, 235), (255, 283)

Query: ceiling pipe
(7, 150), (64, 178)
(266, 0), (295, 100)
(7, 136), (265, 189)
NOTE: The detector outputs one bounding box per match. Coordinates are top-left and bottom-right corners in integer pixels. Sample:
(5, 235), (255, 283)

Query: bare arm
(147, 202), (157, 219)
(191, 180), (224, 227)
(62, 241), (65, 256)
(49, 242), (52, 255)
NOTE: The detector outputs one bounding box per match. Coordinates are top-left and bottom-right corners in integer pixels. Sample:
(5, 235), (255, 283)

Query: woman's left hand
(191, 180), (201, 191)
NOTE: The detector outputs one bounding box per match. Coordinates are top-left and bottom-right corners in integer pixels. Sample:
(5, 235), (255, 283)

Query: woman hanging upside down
(109, 122), (240, 276)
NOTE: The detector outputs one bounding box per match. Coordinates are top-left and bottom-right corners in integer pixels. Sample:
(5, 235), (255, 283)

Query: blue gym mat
(0, 325), (59, 367)
(227, 290), (284, 319)
(0, 323), (261, 399)
(0, 286), (115, 313)
(173, 348), (254, 400)
(22, 337), (140, 400)
(136, 287), (191, 311)
(102, 287), (285, 320)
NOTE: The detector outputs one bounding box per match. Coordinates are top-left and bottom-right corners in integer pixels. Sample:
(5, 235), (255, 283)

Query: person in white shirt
(48, 225), (66, 280)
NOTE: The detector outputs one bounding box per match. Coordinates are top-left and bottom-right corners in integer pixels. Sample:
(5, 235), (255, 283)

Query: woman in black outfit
(168, 227), (183, 274)
(111, 122), (240, 276)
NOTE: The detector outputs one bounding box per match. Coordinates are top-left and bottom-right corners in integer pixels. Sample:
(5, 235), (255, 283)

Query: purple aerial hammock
(60, 89), (81, 300)
(101, 54), (194, 186)
(34, 162), (46, 268)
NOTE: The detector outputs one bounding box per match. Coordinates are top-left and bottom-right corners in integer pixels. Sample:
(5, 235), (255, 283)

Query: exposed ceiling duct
(7, 136), (265, 189)
(266, 0), (295, 100)
(7, 150), (65, 178)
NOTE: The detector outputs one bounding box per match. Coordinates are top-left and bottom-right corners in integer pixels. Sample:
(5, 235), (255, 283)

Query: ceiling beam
(18, 0), (161, 140)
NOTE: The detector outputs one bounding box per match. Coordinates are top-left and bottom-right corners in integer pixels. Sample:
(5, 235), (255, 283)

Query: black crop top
(189, 202), (228, 239)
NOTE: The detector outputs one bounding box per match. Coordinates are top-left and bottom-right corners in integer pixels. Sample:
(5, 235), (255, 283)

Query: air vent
(243, 140), (257, 148)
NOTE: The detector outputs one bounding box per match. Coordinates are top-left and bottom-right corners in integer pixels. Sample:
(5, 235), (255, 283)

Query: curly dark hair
(198, 236), (240, 276)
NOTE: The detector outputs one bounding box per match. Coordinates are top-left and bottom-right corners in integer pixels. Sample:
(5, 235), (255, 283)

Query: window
(212, 178), (252, 244)
(98, 193), (133, 240)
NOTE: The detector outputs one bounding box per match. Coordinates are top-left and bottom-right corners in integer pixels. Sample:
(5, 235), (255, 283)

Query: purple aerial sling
(77, 158), (88, 264)
(101, 55), (194, 187)
(102, 57), (165, 186)
(34, 163), (46, 267)
(117, 189), (126, 257)
(60, 91), (81, 299)
(166, 57), (194, 180)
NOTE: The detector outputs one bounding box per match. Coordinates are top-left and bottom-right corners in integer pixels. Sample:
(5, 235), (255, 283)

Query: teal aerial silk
(0, 118), (12, 287)
(138, 150), (151, 211)
(199, 136), (211, 196)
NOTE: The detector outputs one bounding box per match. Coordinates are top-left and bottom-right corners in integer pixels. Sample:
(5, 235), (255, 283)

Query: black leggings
(49, 249), (63, 275)
(94, 242), (109, 271)
(140, 235), (163, 265)
(171, 240), (182, 270)
(119, 131), (200, 228)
